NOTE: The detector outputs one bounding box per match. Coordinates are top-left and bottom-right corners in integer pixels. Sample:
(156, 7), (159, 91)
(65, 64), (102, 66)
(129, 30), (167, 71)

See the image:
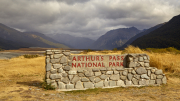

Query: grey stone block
(101, 71), (106, 74)
(51, 82), (57, 88)
(78, 73), (85, 77)
(60, 56), (67, 63)
(155, 70), (163, 75)
(139, 79), (146, 85)
(54, 54), (63, 59)
(157, 75), (163, 79)
(94, 77), (101, 83)
(144, 60), (150, 63)
(139, 62), (144, 67)
(106, 71), (113, 75)
(117, 80), (125, 87)
(136, 67), (147, 75)
(134, 75), (140, 80)
(95, 72), (101, 76)
(116, 67), (124, 71)
(64, 66), (71, 71)
(46, 79), (51, 84)
(139, 57), (144, 61)
(58, 68), (63, 73)
(46, 72), (50, 79)
(95, 81), (103, 88)
(51, 69), (57, 74)
(56, 74), (61, 79)
(127, 73), (133, 81)
(62, 73), (67, 77)
(110, 75), (119, 81)
(69, 75), (74, 81)
(125, 80), (132, 86)
(100, 75), (108, 80)
(120, 76), (127, 80)
(134, 58), (138, 62)
(46, 58), (50, 63)
(132, 70), (136, 75)
(156, 79), (162, 84)
(144, 63), (149, 67)
(148, 70), (151, 76)
(149, 80), (155, 85)
(89, 76), (95, 82)
(104, 81), (109, 87)
(66, 84), (74, 89)
(61, 77), (69, 84)
(109, 81), (116, 87)
(151, 74), (156, 80)
(53, 64), (62, 69)
(51, 59), (60, 63)
(141, 74), (150, 79)
(46, 63), (51, 71)
(151, 69), (156, 73)
(83, 82), (93, 88)
(85, 71), (94, 77)
(68, 71), (77, 75)
(132, 78), (138, 85)
(122, 70), (128, 76)
(58, 82), (65, 89)
(162, 76), (167, 84)
(143, 56), (147, 60)
(81, 77), (89, 82)
(114, 71), (119, 74)
(75, 81), (83, 89)
(50, 74), (56, 80)
(71, 75), (80, 84)
(92, 68), (99, 72)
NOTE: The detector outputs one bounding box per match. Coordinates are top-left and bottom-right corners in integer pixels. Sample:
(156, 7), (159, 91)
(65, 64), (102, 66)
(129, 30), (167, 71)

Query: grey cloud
(0, 0), (180, 40)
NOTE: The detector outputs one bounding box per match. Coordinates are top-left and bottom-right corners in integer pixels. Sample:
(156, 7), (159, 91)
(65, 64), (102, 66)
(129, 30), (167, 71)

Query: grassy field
(0, 46), (180, 101)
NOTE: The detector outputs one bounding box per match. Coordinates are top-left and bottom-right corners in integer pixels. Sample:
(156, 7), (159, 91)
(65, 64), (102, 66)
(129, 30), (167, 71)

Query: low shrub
(41, 79), (55, 90)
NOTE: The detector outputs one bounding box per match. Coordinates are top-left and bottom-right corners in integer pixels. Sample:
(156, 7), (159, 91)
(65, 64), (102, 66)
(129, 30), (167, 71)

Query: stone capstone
(75, 81), (83, 89)
(46, 63), (51, 71)
(83, 82), (93, 88)
(60, 56), (67, 63)
(136, 67), (147, 75)
(95, 81), (103, 88)
(54, 54), (63, 59)
(46, 52), (52, 55)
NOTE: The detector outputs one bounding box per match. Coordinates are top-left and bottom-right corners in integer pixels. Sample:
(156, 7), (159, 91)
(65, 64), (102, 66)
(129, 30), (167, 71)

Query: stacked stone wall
(45, 50), (167, 91)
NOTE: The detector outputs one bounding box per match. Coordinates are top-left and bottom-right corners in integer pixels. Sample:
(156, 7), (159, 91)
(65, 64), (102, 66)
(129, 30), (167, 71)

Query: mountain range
(90, 27), (141, 50)
(131, 14), (180, 50)
(0, 23), (69, 49)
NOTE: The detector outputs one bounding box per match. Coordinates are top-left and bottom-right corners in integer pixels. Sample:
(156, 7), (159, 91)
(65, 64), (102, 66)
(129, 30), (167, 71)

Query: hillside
(131, 14), (180, 50)
(48, 34), (95, 49)
(0, 23), (69, 49)
(91, 27), (140, 50)
(118, 23), (164, 50)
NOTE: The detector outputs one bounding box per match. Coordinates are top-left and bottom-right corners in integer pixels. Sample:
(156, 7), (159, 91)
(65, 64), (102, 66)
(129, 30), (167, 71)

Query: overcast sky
(0, 0), (180, 40)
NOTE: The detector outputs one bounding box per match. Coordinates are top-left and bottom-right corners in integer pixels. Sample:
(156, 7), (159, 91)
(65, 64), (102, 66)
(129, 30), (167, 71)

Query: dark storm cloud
(0, 0), (180, 39)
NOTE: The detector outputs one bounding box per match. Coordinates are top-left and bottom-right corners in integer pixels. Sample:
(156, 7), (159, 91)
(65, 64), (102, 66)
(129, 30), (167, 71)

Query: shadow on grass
(16, 80), (43, 88)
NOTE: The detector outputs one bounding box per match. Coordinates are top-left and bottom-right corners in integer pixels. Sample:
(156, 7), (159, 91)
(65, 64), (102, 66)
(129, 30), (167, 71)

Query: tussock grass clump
(122, 45), (144, 54)
(41, 79), (55, 90)
(23, 54), (39, 58)
(145, 47), (180, 54)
